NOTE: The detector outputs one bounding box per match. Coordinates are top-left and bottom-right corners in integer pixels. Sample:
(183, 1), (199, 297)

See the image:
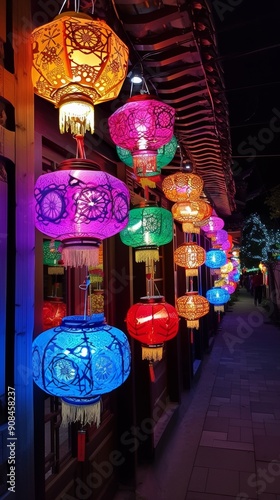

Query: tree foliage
(264, 184), (280, 220)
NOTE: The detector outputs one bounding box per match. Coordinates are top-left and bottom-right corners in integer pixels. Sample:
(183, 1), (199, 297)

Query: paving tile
(265, 423), (280, 437)
(203, 416), (229, 432)
(187, 466), (208, 492)
(255, 460), (280, 495)
(254, 437), (280, 462)
(219, 405), (241, 418)
(241, 426), (254, 443)
(239, 470), (258, 499)
(230, 418), (252, 428)
(194, 447), (255, 471)
(185, 493), (237, 500)
(211, 439), (254, 451)
(200, 431), (227, 446)
(252, 412), (275, 423)
(228, 425), (241, 441)
(205, 468), (239, 496)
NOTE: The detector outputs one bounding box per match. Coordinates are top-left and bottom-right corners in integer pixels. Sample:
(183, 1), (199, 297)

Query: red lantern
(42, 300), (66, 330)
(126, 296), (179, 381)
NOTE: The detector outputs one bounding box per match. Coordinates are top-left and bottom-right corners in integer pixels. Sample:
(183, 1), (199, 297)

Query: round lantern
(174, 242), (206, 277)
(205, 249), (227, 270)
(201, 216), (224, 238)
(206, 287), (230, 312)
(176, 292), (209, 329)
(108, 94), (175, 177)
(34, 158), (130, 267)
(172, 200), (212, 234)
(31, 12), (129, 135)
(162, 172), (204, 202)
(43, 300), (66, 330)
(32, 313), (131, 425)
(228, 269), (240, 283)
(126, 296), (179, 364)
(43, 239), (63, 266)
(116, 136), (178, 176)
(222, 280), (237, 294)
(212, 229), (228, 246)
(119, 202), (173, 263)
(220, 261), (234, 276)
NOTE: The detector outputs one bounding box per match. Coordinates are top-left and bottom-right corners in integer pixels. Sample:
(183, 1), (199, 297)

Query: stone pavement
(114, 287), (280, 500)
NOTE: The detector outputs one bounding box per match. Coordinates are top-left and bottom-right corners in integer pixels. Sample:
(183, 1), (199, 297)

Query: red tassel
(218, 311), (221, 323)
(77, 430), (86, 462)
(190, 329), (194, 344)
(149, 362), (156, 383)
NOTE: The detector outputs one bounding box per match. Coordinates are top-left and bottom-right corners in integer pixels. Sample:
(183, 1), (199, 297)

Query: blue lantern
(206, 287), (230, 312)
(32, 313), (131, 425)
(205, 249), (227, 270)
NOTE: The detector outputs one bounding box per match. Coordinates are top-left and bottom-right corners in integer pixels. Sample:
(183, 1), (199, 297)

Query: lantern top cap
(127, 94), (159, 103)
(134, 201), (158, 209)
(61, 313), (105, 328)
(140, 295), (165, 304)
(54, 11), (98, 21)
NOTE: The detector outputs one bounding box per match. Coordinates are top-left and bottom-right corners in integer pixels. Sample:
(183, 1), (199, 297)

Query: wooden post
(13, 0), (35, 497)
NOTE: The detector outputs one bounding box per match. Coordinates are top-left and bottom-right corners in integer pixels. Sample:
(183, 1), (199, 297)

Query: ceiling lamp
(174, 242), (206, 277)
(172, 200), (213, 234)
(34, 154), (130, 268)
(116, 135), (178, 176)
(108, 94), (175, 177)
(126, 296), (179, 381)
(206, 287), (230, 313)
(119, 202), (173, 264)
(162, 172), (204, 202)
(32, 313), (131, 425)
(31, 12), (129, 135)
(176, 292), (209, 329)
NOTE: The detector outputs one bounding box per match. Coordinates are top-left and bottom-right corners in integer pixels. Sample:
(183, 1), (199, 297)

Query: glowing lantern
(220, 261), (234, 276)
(116, 136), (178, 176)
(43, 239), (63, 266)
(171, 200), (212, 234)
(32, 313), (131, 425)
(222, 280), (236, 294)
(176, 292), (209, 329)
(174, 242), (206, 277)
(34, 158), (130, 267)
(31, 12), (129, 135)
(228, 269), (240, 283)
(119, 202), (173, 264)
(108, 94), (175, 177)
(212, 229), (228, 246)
(42, 300), (66, 330)
(205, 249), (227, 270)
(126, 296), (179, 380)
(162, 172), (204, 202)
(201, 216), (224, 237)
(206, 287), (230, 312)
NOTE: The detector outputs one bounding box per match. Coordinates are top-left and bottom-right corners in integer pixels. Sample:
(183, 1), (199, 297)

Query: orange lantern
(31, 12), (129, 135)
(174, 242), (206, 277)
(172, 200), (212, 234)
(176, 292), (209, 329)
(162, 172), (204, 202)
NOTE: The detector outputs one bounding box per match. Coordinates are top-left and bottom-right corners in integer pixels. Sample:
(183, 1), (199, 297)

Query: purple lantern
(34, 158), (130, 267)
(108, 94), (175, 177)
(201, 216), (224, 238)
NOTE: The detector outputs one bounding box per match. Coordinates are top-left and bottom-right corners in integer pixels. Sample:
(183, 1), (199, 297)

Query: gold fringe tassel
(62, 247), (99, 268)
(135, 249), (159, 263)
(142, 345), (163, 361)
(61, 399), (101, 427)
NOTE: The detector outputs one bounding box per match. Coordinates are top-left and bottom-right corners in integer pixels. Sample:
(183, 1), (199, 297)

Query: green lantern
(116, 136), (178, 173)
(43, 240), (63, 267)
(120, 202), (173, 263)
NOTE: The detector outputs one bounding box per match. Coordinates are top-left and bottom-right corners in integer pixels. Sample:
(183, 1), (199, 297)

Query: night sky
(212, 0), (280, 220)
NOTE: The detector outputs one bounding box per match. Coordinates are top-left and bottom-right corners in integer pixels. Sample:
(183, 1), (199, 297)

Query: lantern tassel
(61, 398), (101, 427)
(142, 345), (163, 361)
(135, 248), (159, 263)
(62, 245), (99, 268)
(149, 362), (156, 383)
(77, 430), (86, 462)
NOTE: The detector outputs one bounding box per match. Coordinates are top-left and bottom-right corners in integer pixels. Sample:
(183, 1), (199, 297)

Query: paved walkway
(115, 287), (280, 500)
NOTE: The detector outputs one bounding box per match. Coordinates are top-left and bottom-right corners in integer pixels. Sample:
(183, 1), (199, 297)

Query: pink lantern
(34, 158), (130, 267)
(108, 94), (175, 177)
(201, 216), (224, 238)
(213, 229), (228, 245)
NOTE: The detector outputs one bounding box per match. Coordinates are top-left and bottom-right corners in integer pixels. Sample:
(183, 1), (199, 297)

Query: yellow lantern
(31, 12), (129, 135)
(172, 200), (213, 234)
(176, 292), (209, 329)
(174, 242), (206, 277)
(162, 172), (204, 202)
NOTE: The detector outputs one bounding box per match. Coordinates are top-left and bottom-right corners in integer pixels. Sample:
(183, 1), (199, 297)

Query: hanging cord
(59, 0), (95, 14)
(74, 135), (86, 159)
(79, 272), (91, 319)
